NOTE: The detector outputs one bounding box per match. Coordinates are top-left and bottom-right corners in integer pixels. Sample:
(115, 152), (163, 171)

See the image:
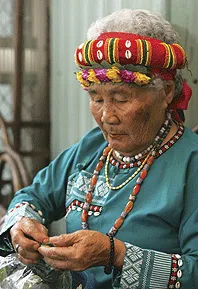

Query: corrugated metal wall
(169, 0), (198, 128)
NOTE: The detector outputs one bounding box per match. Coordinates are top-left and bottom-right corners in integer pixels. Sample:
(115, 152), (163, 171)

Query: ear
(164, 80), (175, 105)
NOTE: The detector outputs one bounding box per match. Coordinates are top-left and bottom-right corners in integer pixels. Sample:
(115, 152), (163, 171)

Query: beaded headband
(75, 32), (192, 114)
(75, 32), (187, 70)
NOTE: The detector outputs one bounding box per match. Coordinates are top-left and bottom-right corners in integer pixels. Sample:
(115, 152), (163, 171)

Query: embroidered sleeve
(117, 243), (174, 289)
(0, 202), (44, 236)
(113, 243), (185, 289)
(0, 144), (80, 240)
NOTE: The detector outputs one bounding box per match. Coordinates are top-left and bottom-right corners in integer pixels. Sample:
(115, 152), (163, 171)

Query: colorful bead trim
(66, 199), (102, 217)
(75, 33), (187, 70)
(155, 123), (184, 158)
(168, 254), (183, 289)
(8, 202), (45, 224)
(76, 67), (151, 90)
(168, 255), (178, 288)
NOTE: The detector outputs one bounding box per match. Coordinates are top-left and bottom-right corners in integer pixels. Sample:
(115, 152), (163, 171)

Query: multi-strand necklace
(81, 112), (173, 236)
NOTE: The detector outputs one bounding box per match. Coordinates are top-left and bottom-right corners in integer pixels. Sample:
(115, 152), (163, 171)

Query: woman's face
(88, 82), (173, 155)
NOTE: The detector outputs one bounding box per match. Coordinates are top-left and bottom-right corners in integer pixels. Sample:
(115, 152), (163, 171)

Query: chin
(108, 139), (140, 156)
(103, 132), (135, 153)
(108, 140), (128, 153)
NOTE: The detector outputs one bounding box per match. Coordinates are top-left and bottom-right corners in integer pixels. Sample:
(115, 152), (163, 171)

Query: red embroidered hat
(75, 32), (192, 114)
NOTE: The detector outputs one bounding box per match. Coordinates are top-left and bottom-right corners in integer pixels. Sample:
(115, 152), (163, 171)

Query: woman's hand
(38, 230), (126, 271)
(10, 216), (49, 265)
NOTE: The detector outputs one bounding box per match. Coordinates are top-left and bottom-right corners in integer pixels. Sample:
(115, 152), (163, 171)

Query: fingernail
(42, 238), (49, 243)
(34, 244), (39, 250)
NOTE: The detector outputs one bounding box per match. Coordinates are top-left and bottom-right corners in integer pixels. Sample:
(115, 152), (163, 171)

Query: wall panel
(169, 0), (198, 128)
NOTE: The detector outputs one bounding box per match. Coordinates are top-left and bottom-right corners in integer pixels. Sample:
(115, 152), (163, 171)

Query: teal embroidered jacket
(1, 126), (198, 289)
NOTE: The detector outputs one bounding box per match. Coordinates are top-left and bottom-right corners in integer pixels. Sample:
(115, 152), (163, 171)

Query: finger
(17, 246), (43, 261)
(20, 218), (49, 243)
(43, 257), (71, 270)
(38, 246), (65, 260)
(39, 246), (89, 271)
(43, 256), (88, 271)
(11, 228), (39, 251)
(48, 233), (77, 246)
(17, 253), (40, 265)
(38, 244), (79, 262)
(38, 223), (48, 235)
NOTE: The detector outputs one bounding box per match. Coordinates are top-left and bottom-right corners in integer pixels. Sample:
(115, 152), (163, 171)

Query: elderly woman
(0, 9), (198, 289)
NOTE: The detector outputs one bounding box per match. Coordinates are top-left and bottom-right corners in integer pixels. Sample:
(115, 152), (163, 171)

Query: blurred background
(0, 0), (198, 216)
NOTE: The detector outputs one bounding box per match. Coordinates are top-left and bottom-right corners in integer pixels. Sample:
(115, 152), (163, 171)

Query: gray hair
(87, 9), (182, 96)
(87, 9), (179, 43)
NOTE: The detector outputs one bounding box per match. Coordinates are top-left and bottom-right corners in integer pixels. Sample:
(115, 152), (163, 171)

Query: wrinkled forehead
(87, 82), (154, 96)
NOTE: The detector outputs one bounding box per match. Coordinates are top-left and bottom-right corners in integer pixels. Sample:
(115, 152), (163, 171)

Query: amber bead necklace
(81, 112), (172, 236)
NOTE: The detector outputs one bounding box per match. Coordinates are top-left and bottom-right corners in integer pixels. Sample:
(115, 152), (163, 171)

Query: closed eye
(115, 99), (128, 103)
(114, 98), (128, 103)
(94, 99), (103, 103)
(89, 95), (103, 103)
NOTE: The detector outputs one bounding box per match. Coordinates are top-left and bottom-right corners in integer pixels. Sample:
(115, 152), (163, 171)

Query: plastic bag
(0, 253), (72, 289)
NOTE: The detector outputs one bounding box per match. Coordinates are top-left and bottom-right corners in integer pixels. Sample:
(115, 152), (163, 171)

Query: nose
(101, 103), (120, 125)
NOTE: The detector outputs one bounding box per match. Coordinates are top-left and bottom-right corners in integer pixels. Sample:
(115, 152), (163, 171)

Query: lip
(108, 133), (126, 139)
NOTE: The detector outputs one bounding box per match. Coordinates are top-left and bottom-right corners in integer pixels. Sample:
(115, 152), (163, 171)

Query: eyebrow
(108, 88), (128, 96)
(87, 88), (97, 94)
(88, 86), (130, 96)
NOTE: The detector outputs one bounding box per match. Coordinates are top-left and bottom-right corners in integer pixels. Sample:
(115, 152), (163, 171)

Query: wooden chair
(0, 113), (30, 211)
